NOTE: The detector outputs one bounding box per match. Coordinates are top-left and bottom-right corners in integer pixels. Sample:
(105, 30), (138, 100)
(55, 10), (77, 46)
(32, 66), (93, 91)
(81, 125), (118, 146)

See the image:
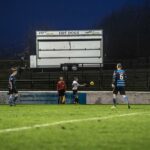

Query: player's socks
(13, 96), (18, 105)
(8, 95), (13, 106)
(123, 96), (130, 109)
(58, 97), (62, 104)
(62, 96), (65, 104)
(59, 97), (62, 104)
(113, 98), (117, 106)
(75, 97), (79, 104)
(128, 104), (131, 109)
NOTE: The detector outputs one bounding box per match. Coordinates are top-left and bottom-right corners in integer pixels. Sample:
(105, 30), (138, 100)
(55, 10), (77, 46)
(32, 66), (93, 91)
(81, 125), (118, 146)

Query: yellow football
(90, 81), (94, 86)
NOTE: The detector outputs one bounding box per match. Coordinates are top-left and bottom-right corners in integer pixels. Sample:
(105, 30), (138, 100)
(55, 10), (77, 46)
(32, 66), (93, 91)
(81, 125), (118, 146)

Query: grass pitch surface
(0, 104), (150, 150)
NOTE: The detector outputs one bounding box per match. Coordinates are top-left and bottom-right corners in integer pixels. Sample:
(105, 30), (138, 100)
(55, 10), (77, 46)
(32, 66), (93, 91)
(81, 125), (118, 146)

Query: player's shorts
(73, 90), (78, 95)
(113, 86), (126, 95)
(8, 87), (18, 95)
(58, 89), (65, 96)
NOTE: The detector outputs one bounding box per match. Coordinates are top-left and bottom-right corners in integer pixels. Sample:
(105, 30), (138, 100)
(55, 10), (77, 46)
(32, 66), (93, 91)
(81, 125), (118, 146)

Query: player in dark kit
(8, 67), (18, 106)
(111, 63), (130, 109)
(57, 77), (66, 104)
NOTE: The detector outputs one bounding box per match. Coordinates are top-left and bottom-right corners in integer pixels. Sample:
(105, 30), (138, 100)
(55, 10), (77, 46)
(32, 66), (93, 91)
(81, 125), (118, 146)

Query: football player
(57, 76), (66, 104)
(8, 67), (18, 106)
(72, 77), (86, 104)
(112, 63), (130, 109)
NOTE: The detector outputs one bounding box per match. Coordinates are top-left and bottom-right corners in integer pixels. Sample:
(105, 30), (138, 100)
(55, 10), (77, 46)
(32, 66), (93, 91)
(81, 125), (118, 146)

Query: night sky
(0, 0), (143, 50)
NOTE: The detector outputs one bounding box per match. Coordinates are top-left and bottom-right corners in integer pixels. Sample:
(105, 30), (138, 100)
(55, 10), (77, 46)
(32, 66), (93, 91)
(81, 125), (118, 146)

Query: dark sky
(0, 0), (143, 49)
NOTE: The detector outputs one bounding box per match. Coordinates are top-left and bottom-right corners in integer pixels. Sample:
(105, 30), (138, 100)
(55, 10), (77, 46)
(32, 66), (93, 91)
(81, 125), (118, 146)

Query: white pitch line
(0, 112), (148, 134)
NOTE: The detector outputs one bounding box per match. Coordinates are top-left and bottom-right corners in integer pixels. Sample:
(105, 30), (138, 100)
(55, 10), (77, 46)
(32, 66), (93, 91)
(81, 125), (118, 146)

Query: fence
(0, 60), (150, 91)
(1, 68), (150, 91)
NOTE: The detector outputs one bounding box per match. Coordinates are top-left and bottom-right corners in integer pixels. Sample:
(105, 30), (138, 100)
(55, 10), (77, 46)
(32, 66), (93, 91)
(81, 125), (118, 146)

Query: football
(90, 81), (94, 86)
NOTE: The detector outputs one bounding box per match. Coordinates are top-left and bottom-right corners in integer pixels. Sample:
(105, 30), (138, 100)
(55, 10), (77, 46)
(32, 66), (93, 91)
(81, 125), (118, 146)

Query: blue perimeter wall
(1, 91), (150, 104)
(18, 92), (86, 104)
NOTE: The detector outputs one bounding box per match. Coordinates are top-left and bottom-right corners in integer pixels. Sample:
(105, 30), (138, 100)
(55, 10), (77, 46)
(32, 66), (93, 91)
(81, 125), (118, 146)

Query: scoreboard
(30, 30), (103, 68)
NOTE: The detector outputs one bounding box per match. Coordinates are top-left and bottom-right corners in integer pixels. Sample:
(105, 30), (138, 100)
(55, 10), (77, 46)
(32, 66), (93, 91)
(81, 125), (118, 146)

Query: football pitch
(0, 105), (149, 150)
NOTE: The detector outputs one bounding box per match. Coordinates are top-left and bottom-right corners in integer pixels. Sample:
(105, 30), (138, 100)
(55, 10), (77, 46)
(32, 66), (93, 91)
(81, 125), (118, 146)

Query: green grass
(0, 105), (150, 150)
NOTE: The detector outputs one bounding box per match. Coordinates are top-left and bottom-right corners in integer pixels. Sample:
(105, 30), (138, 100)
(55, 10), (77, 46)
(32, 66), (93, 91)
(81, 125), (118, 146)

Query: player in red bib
(57, 77), (66, 104)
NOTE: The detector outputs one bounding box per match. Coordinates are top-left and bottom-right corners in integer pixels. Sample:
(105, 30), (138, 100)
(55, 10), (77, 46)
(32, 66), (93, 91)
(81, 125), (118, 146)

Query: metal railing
(0, 60), (150, 91)
(0, 69), (150, 91)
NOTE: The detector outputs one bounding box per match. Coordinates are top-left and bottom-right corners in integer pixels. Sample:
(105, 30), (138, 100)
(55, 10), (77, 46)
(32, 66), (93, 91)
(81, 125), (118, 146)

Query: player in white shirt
(72, 77), (86, 104)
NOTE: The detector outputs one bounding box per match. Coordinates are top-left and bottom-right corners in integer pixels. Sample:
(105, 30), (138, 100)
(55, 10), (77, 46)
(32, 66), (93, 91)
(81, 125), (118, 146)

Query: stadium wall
(0, 91), (150, 104)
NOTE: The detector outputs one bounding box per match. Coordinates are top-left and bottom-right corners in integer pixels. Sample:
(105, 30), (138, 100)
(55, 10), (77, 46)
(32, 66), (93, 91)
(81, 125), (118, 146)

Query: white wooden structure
(30, 30), (103, 68)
